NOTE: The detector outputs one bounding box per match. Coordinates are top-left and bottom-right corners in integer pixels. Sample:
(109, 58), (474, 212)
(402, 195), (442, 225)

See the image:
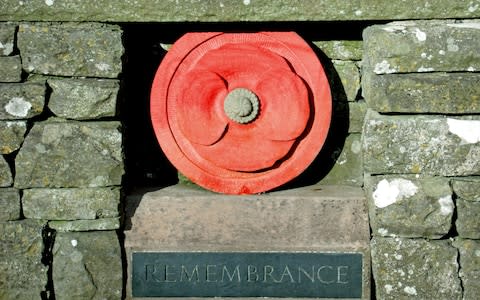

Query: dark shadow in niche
(120, 21), (375, 193)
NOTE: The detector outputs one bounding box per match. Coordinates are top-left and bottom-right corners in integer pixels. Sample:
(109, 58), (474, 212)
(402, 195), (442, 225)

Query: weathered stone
(321, 134), (363, 186)
(331, 60), (360, 101)
(48, 78), (119, 120)
(314, 40), (362, 61)
(363, 72), (480, 113)
(453, 239), (480, 300)
(0, 219), (48, 299)
(371, 237), (462, 300)
(49, 218), (120, 232)
(0, 23), (15, 56)
(363, 110), (480, 176)
(363, 20), (480, 74)
(23, 187), (120, 220)
(0, 188), (20, 221)
(15, 120), (124, 188)
(349, 100), (367, 133)
(0, 82), (45, 119)
(365, 175), (453, 238)
(457, 199), (480, 239)
(452, 177), (480, 201)
(0, 121), (27, 154)
(17, 23), (123, 78)
(0, 56), (22, 82)
(0, 155), (12, 186)
(0, 1), (479, 22)
(53, 231), (122, 300)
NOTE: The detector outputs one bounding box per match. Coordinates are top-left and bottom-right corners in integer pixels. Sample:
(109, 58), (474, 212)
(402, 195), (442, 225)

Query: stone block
(348, 100), (367, 133)
(363, 20), (480, 74)
(452, 177), (480, 201)
(0, 55), (22, 82)
(23, 187), (120, 220)
(0, 82), (45, 119)
(313, 40), (362, 61)
(363, 110), (480, 176)
(321, 133), (363, 186)
(48, 78), (119, 120)
(0, 219), (48, 299)
(0, 188), (20, 221)
(0, 120), (27, 154)
(365, 174), (453, 238)
(453, 178), (480, 239)
(371, 237), (462, 300)
(53, 231), (122, 300)
(15, 120), (124, 188)
(363, 72), (480, 113)
(0, 1), (479, 22)
(0, 155), (12, 186)
(453, 239), (480, 300)
(49, 217), (120, 232)
(17, 23), (123, 78)
(331, 60), (360, 101)
(0, 23), (15, 56)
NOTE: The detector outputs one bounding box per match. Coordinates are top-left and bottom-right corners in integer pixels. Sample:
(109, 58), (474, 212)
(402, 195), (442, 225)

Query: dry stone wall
(0, 22), (123, 299)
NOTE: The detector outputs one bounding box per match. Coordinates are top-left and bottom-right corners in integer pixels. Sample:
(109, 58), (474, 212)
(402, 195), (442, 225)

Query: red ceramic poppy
(151, 32), (331, 194)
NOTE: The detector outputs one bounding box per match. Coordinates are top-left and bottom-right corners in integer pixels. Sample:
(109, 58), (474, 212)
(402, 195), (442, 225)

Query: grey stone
(456, 199), (480, 239)
(321, 134), (363, 186)
(17, 23), (123, 78)
(363, 72), (480, 113)
(0, 1), (479, 22)
(452, 177), (480, 201)
(48, 78), (119, 120)
(453, 239), (480, 300)
(0, 219), (48, 299)
(348, 100), (367, 133)
(0, 120), (27, 154)
(23, 187), (120, 220)
(313, 40), (362, 61)
(371, 237), (462, 300)
(363, 20), (480, 74)
(331, 60), (360, 101)
(0, 155), (12, 186)
(0, 188), (20, 221)
(53, 231), (122, 300)
(0, 82), (45, 119)
(363, 110), (480, 176)
(0, 23), (15, 56)
(365, 174), (453, 238)
(15, 120), (124, 188)
(49, 218), (120, 232)
(0, 55), (22, 82)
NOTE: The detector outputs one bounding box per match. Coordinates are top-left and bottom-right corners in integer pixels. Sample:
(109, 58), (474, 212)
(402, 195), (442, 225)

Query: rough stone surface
(363, 20), (480, 74)
(0, 120), (27, 154)
(17, 23), (123, 78)
(48, 78), (119, 120)
(371, 237), (462, 300)
(0, 155), (12, 186)
(49, 218), (120, 232)
(363, 110), (480, 176)
(0, 188), (20, 221)
(0, 56), (22, 82)
(15, 120), (124, 188)
(321, 134), (363, 186)
(53, 231), (122, 300)
(363, 72), (480, 113)
(453, 239), (480, 300)
(0, 1), (479, 21)
(452, 177), (480, 201)
(453, 178), (480, 239)
(23, 187), (120, 220)
(348, 100), (367, 133)
(0, 219), (48, 300)
(0, 82), (45, 119)
(365, 175), (453, 238)
(331, 60), (360, 101)
(314, 40), (362, 61)
(0, 23), (15, 56)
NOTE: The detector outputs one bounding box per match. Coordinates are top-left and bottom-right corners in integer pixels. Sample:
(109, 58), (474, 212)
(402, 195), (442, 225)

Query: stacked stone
(362, 20), (480, 299)
(0, 22), (124, 299)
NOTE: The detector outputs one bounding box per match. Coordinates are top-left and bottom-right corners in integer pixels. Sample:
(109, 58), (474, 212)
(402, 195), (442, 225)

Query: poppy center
(223, 88), (260, 124)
